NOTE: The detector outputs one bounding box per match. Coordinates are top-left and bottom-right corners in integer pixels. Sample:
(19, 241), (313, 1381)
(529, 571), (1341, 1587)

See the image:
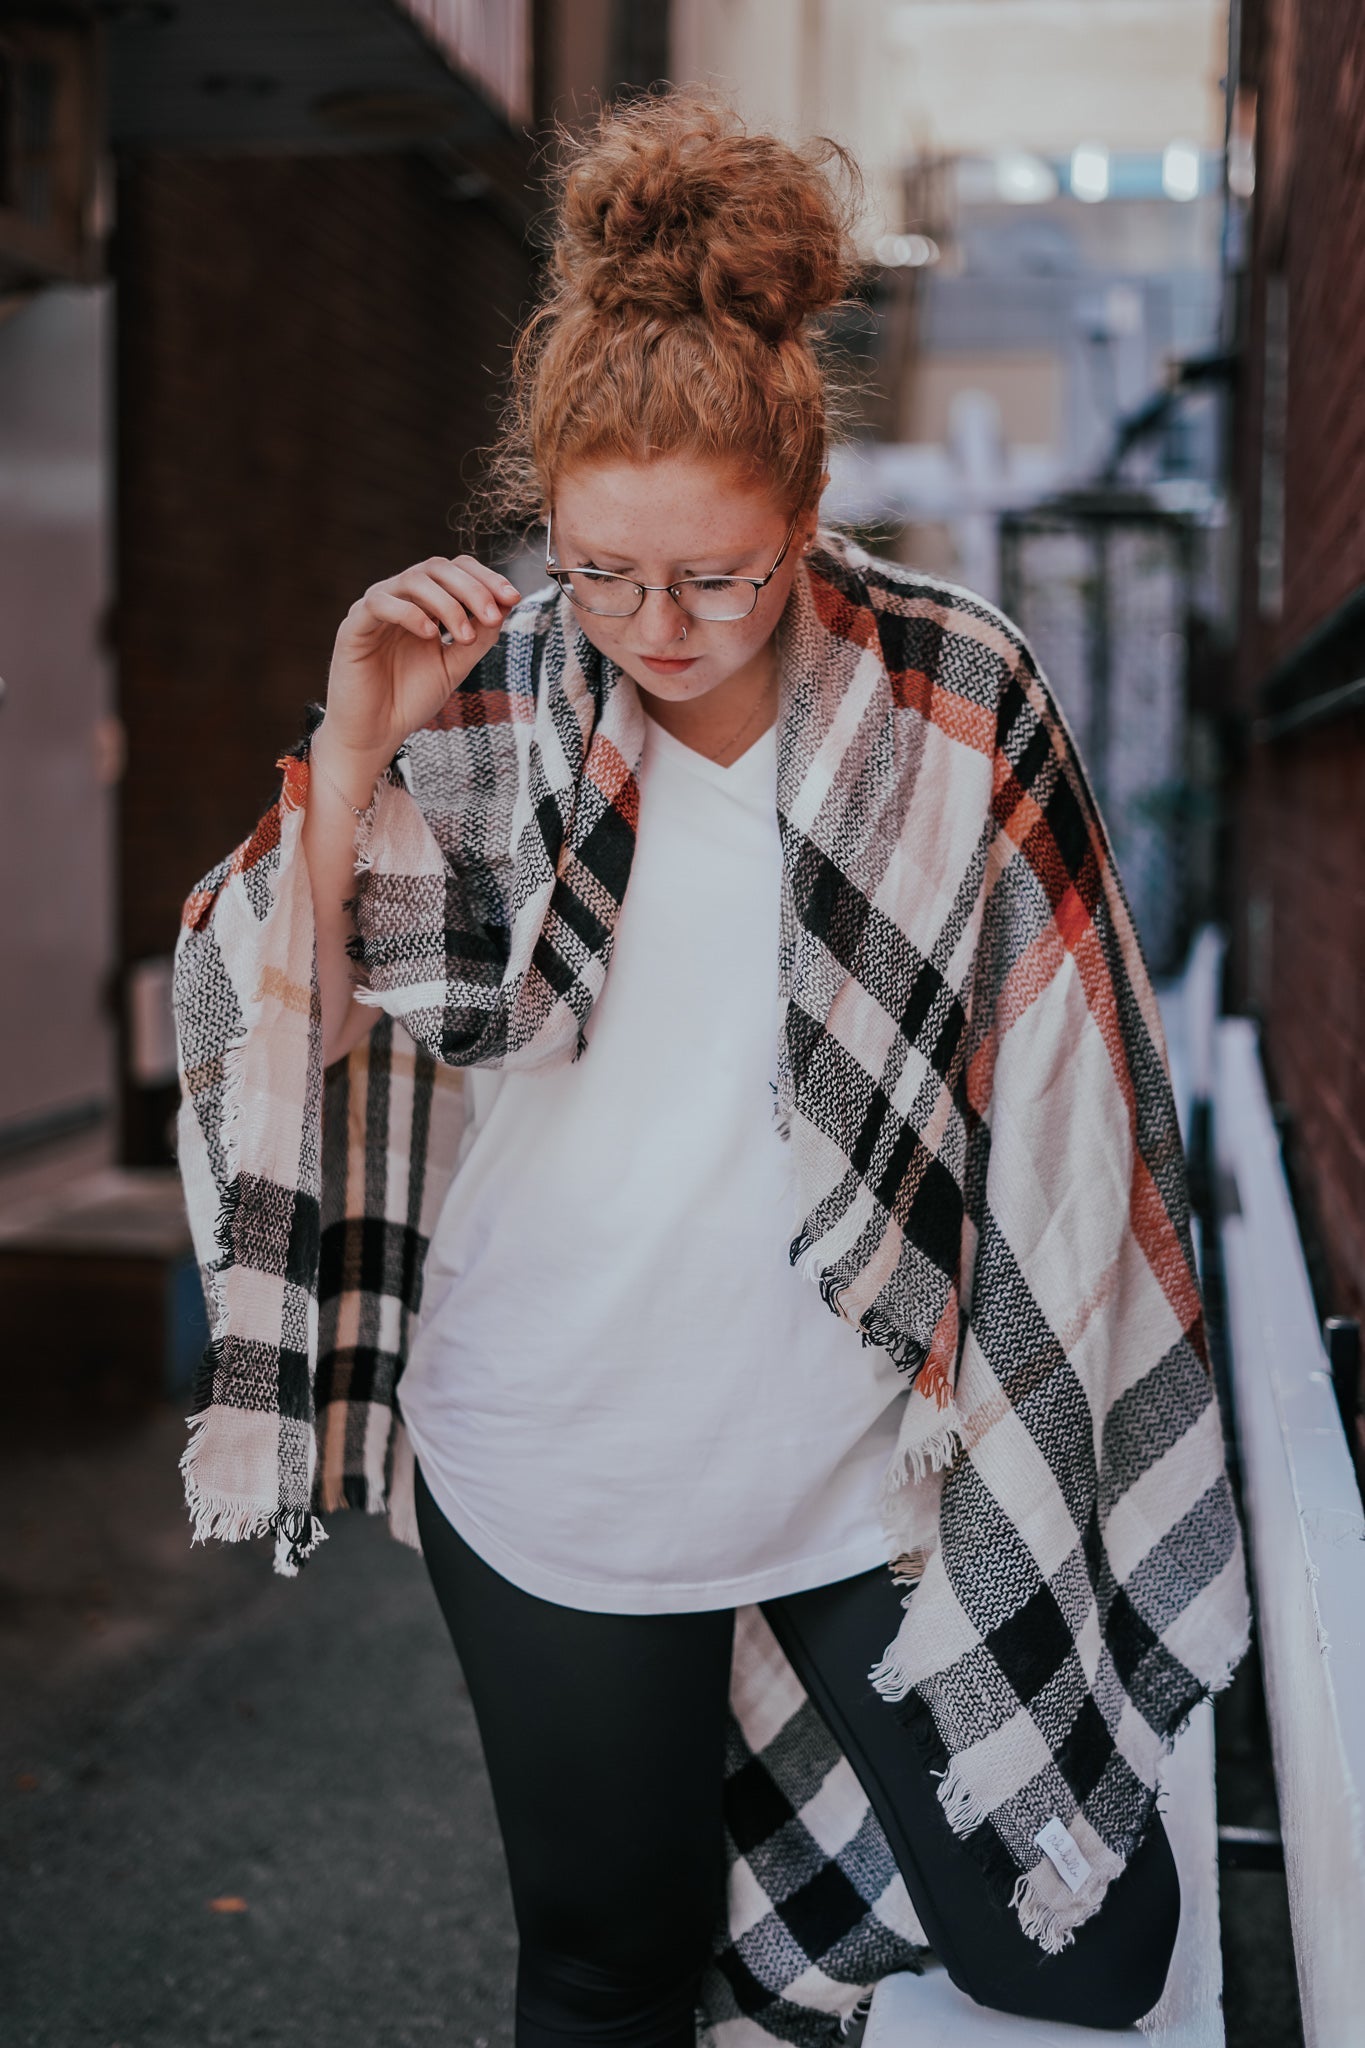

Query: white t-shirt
(397, 711), (908, 1613)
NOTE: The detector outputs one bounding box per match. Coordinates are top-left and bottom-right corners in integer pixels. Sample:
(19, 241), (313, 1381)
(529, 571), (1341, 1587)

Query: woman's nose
(634, 589), (690, 651)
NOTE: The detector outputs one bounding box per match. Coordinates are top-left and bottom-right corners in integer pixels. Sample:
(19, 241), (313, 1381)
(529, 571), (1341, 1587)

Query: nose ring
(679, 622), (688, 643)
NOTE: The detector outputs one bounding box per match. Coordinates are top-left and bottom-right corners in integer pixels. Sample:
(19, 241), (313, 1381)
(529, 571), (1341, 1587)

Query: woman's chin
(624, 659), (715, 703)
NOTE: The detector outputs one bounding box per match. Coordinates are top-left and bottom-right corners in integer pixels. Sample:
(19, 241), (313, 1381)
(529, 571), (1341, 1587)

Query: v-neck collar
(642, 711), (777, 792)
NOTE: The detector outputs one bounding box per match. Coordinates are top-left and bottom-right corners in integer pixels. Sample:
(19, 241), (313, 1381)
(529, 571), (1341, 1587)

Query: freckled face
(547, 455), (813, 705)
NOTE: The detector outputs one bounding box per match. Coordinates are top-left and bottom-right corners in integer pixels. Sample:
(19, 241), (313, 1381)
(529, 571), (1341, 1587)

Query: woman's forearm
(302, 718), (394, 1069)
(300, 553), (520, 1070)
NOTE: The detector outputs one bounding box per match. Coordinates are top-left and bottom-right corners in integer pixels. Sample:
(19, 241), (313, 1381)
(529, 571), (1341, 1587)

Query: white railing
(1215, 1012), (1365, 2047)
(869, 924), (1365, 2045)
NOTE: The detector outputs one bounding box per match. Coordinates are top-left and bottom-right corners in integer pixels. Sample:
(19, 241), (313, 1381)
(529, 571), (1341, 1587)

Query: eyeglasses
(544, 506), (801, 622)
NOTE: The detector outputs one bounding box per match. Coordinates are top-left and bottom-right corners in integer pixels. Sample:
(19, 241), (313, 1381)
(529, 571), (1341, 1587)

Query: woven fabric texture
(172, 534), (1248, 2039)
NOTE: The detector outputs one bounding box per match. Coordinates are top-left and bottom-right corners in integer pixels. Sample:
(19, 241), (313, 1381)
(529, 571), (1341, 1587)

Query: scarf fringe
(936, 1757), (995, 1836)
(789, 1234), (939, 1387)
(837, 1985), (877, 2038)
(1008, 1871), (1076, 1957)
(272, 1508), (329, 1578)
(887, 1547), (930, 1589)
(179, 1411), (329, 1576)
(856, 1304), (930, 1375)
(790, 1228), (853, 1300)
(1157, 1612), (1252, 1752)
(205, 1033), (249, 1287)
(866, 1629), (919, 1706)
(180, 1427), (273, 1547)
(880, 1420), (963, 1491)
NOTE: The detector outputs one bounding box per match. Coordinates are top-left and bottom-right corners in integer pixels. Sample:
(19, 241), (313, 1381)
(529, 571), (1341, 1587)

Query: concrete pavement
(0, 1396), (1302, 2048)
(1, 1404), (517, 2048)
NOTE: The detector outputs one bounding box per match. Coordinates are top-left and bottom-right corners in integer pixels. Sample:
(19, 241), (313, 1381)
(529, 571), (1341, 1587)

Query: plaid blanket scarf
(173, 531), (1248, 2038)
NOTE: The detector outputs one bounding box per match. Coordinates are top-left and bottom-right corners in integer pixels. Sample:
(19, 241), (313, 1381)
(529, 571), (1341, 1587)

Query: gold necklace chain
(706, 667), (777, 764)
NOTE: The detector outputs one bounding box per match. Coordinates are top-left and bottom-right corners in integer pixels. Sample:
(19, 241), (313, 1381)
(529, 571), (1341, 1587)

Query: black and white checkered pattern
(173, 533), (1248, 2036)
(698, 1607), (928, 2046)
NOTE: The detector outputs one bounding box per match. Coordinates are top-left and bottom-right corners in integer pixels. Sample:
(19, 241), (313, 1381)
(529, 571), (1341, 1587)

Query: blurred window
(0, 24), (99, 287)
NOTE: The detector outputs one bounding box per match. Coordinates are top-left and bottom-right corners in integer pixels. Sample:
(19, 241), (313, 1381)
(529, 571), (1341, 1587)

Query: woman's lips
(639, 655), (699, 675)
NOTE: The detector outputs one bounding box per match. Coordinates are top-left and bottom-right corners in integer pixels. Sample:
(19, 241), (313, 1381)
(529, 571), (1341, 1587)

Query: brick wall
(1230, 0), (1365, 1327)
(1236, 0), (1365, 675)
(114, 149), (534, 1160)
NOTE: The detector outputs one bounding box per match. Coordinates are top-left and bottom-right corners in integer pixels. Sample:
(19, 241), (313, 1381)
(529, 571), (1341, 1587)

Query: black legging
(413, 1459), (1179, 2046)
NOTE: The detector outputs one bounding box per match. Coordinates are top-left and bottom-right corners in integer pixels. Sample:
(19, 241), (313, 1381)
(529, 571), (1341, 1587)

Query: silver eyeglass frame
(544, 505), (802, 622)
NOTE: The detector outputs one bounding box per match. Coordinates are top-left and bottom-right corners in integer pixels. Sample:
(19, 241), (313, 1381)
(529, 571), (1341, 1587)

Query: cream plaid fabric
(173, 534), (1248, 2037)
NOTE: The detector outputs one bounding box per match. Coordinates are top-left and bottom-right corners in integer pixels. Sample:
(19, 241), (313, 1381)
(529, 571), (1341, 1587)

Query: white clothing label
(1034, 1817), (1092, 1895)
(398, 713), (909, 1614)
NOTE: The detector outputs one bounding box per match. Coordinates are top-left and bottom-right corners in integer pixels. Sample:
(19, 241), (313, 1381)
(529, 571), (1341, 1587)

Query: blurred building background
(1, 6), (1362, 2042)
(1224, 0), (1365, 1356)
(0, 1), (676, 1192)
(0, 0), (1247, 1182)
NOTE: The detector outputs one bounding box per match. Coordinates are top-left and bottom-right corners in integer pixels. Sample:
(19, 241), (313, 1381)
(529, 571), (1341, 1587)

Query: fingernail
(438, 626), (454, 646)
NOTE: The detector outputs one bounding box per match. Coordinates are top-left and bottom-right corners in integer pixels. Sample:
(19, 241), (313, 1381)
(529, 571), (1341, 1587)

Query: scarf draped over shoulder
(172, 532), (1248, 2033)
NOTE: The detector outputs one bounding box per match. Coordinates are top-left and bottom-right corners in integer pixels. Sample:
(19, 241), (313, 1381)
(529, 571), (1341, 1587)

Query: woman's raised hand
(305, 554), (522, 1066)
(318, 553), (523, 783)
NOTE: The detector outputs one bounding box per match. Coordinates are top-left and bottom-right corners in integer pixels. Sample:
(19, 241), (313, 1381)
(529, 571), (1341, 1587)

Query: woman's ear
(800, 476), (829, 553)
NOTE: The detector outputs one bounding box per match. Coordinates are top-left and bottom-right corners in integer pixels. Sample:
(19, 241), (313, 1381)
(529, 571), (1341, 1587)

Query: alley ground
(0, 1332), (1300, 2048)
(1, 1402), (519, 2048)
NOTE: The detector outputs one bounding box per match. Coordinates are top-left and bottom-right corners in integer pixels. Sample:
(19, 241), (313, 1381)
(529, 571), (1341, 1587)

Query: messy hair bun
(482, 89), (862, 527)
(556, 94), (854, 343)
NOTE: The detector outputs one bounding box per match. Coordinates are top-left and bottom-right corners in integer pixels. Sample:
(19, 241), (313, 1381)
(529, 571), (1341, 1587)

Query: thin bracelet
(311, 744), (381, 820)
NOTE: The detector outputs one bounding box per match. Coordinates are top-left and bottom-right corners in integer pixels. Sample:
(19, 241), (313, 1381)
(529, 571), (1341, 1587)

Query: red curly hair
(483, 89), (862, 527)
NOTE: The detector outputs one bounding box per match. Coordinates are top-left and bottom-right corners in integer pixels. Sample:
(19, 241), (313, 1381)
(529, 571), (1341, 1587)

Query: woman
(173, 91), (1248, 2048)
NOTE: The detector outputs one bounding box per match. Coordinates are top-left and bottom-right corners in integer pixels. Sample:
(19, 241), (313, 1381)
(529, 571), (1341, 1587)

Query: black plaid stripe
(440, 999), (510, 1068)
(939, 1459), (1047, 1636)
(174, 931), (246, 1181)
(360, 618), (638, 1070)
(1054, 1689), (1117, 1806)
(315, 1337), (403, 1412)
(776, 1860), (878, 1974)
(196, 1333), (302, 1416)
(790, 1024), (965, 1280)
(869, 578), (1010, 681)
(241, 858), (277, 923)
(827, 1805), (920, 1935)
(708, 1939), (812, 2035)
(708, 1870), (916, 2046)
(1110, 1497), (1234, 1737)
(1048, 1537), (1101, 1640)
(962, 832), (1058, 1046)
(790, 844), (972, 1085)
(353, 874), (450, 979)
(1081, 1747), (1153, 1857)
(277, 1414), (313, 1507)
(913, 1638), (1022, 1754)
(706, 1664), (928, 2044)
(321, 1212), (427, 1310)
(1098, 1337), (1215, 1519)
(228, 1173), (320, 1288)
(725, 1749), (798, 1860)
(406, 1043), (436, 1243)
(963, 1202), (1099, 1531)
(175, 531), (1246, 2004)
